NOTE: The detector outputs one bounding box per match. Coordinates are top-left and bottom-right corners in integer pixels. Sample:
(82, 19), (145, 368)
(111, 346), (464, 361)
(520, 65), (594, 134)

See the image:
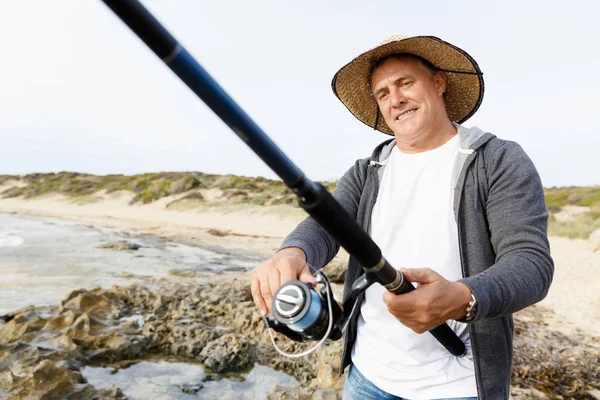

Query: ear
(434, 71), (447, 97)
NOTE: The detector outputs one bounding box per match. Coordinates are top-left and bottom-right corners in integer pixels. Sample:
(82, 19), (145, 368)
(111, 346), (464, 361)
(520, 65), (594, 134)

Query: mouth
(395, 108), (418, 121)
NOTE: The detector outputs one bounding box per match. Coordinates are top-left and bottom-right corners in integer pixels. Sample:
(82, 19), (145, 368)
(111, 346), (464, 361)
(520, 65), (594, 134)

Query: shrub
(169, 175), (199, 195)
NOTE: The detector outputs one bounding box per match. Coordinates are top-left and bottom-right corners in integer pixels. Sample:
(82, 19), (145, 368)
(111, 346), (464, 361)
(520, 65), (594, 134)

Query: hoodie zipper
(455, 151), (484, 400)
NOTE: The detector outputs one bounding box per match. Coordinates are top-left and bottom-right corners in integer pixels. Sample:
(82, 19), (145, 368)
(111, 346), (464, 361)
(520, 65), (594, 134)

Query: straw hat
(331, 35), (484, 135)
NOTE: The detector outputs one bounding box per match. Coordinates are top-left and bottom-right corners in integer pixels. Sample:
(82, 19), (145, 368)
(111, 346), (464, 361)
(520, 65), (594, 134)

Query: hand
(382, 268), (472, 333)
(250, 247), (316, 317)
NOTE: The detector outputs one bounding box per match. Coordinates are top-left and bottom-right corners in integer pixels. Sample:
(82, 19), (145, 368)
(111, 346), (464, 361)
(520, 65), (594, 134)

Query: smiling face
(371, 55), (453, 152)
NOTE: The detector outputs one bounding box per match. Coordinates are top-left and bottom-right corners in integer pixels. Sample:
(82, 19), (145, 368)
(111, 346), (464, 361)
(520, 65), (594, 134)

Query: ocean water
(0, 213), (262, 316)
(82, 362), (297, 400)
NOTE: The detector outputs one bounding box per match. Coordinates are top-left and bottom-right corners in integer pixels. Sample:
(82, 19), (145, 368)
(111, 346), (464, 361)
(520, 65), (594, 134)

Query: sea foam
(0, 232), (24, 247)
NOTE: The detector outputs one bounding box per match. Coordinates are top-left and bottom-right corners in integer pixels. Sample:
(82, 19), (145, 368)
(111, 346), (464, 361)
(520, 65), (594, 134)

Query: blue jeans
(342, 364), (478, 400)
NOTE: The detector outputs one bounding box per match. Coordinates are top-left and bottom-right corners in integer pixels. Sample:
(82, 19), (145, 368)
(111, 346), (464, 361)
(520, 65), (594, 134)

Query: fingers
(266, 267), (281, 313)
(382, 289), (419, 315)
(279, 261), (297, 284)
(251, 254), (312, 316)
(298, 264), (317, 286)
(382, 269), (454, 333)
(250, 277), (268, 316)
(382, 290), (430, 333)
(401, 267), (440, 284)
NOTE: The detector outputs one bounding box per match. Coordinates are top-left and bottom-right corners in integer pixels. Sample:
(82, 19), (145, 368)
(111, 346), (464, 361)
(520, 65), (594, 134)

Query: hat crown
(380, 34), (408, 45)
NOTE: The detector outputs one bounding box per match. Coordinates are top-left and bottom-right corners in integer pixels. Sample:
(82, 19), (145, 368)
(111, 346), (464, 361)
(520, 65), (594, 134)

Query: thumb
(298, 264), (317, 286)
(400, 267), (440, 285)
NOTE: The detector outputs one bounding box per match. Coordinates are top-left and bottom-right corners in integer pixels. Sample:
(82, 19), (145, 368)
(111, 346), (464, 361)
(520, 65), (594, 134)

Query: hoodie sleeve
(459, 141), (554, 321)
(279, 158), (369, 270)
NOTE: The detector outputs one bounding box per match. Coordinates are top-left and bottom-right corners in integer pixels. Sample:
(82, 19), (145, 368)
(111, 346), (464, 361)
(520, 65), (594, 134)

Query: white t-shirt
(351, 135), (478, 399)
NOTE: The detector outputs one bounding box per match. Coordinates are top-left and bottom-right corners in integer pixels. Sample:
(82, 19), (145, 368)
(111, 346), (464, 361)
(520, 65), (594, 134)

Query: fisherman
(251, 35), (554, 400)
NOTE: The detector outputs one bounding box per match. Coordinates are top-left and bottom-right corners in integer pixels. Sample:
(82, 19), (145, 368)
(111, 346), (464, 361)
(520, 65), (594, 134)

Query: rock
(312, 347), (344, 391)
(0, 360), (124, 400)
(207, 228), (229, 237)
(0, 310), (46, 344)
(312, 388), (339, 400)
(322, 261), (346, 283)
(62, 290), (108, 315)
(169, 327), (221, 359)
(98, 241), (141, 251)
(180, 383), (204, 394)
(199, 333), (255, 373)
(267, 386), (340, 400)
(43, 310), (80, 333)
(30, 360), (76, 395)
(44, 334), (79, 352)
(0, 359), (127, 399)
(201, 373), (222, 382)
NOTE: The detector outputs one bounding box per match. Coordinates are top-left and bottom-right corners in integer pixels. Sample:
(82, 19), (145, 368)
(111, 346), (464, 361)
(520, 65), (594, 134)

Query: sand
(0, 187), (598, 337)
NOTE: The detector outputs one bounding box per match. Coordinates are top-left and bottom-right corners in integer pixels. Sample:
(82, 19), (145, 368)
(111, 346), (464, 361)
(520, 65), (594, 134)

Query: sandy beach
(1, 182), (599, 338)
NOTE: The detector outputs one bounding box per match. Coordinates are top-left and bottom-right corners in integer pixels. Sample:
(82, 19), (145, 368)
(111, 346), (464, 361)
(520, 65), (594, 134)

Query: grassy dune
(545, 186), (600, 239)
(1, 173), (598, 240)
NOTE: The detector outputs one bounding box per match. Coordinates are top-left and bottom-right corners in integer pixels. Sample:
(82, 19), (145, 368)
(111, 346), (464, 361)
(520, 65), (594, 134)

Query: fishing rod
(100, 0), (466, 357)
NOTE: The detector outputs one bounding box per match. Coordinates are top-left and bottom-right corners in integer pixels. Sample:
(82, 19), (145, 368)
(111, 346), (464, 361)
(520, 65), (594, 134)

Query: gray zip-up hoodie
(281, 124), (554, 399)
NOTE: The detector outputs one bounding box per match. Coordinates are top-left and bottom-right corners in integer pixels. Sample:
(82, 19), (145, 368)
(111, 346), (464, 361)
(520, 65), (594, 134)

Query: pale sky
(0, 0), (598, 187)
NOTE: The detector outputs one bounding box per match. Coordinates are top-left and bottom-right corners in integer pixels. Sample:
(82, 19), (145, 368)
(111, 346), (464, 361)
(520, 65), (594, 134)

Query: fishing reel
(264, 271), (344, 357)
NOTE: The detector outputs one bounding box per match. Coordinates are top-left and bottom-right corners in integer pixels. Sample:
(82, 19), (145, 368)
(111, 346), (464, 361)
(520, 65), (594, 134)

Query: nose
(389, 87), (407, 108)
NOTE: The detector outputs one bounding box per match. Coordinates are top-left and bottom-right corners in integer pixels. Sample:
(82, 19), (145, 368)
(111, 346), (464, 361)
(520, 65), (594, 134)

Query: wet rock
(98, 241), (141, 251)
(201, 373), (222, 382)
(0, 359), (125, 399)
(199, 333), (255, 373)
(180, 383), (204, 394)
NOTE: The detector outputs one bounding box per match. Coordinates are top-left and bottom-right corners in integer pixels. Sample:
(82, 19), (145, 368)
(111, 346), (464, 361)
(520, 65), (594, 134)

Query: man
(251, 35), (553, 400)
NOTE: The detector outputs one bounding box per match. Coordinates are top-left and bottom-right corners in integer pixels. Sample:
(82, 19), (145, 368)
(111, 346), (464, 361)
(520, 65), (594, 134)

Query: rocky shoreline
(0, 273), (343, 399)
(1, 271), (599, 399)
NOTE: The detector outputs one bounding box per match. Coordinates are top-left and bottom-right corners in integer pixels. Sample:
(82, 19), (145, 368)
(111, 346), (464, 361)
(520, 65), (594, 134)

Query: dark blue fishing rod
(100, 0), (466, 357)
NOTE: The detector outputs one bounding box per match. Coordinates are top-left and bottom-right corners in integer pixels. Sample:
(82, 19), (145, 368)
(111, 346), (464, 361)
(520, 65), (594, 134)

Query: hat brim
(331, 36), (484, 135)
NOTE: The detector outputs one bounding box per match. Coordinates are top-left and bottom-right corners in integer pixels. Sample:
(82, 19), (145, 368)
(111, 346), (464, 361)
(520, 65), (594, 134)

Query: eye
(378, 92), (389, 101)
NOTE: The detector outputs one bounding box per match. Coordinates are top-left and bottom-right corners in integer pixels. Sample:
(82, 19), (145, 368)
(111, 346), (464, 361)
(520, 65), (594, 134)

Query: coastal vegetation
(1, 173), (598, 240)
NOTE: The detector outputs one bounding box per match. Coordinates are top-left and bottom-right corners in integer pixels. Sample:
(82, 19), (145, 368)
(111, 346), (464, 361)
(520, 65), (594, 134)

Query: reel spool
(264, 272), (343, 358)
(272, 281), (330, 341)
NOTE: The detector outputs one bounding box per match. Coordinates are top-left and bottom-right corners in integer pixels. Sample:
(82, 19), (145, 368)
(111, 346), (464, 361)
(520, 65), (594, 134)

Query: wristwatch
(465, 293), (478, 321)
